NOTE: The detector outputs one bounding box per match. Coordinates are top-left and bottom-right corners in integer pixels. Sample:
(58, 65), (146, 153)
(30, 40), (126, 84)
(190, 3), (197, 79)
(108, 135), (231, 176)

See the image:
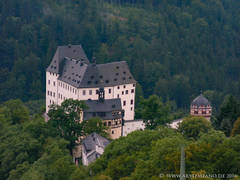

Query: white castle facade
(46, 45), (136, 123)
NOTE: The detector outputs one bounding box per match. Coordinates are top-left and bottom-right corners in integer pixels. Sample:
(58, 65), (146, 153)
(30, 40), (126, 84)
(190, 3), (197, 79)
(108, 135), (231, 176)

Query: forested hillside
(0, 0), (240, 109)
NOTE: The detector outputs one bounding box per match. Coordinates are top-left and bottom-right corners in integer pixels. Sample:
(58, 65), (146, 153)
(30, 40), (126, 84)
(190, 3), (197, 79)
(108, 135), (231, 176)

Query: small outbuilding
(82, 133), (110, 166)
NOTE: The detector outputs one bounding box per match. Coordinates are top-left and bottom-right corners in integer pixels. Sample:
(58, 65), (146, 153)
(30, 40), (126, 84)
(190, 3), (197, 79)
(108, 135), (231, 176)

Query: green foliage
(82, 117), (109, 138)
(47, 99), (87, 150)
(106, 155), (136, 180)
(178, 116), (212, 140)
(0, 99), (29, 124)
(216, 95), (240, 136)
(70, 167), (90, 180)
(1, 99), (240, 179)
(231, 117), (240, 137)
(137, 95), (171, 129)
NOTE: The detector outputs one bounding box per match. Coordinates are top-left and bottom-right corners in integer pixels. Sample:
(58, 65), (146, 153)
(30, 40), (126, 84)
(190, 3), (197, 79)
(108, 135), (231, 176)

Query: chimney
(92, 57), (96, 65)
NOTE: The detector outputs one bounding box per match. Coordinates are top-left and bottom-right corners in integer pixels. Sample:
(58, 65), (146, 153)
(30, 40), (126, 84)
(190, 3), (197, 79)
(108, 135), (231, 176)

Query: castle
(46, 44), (137, 139)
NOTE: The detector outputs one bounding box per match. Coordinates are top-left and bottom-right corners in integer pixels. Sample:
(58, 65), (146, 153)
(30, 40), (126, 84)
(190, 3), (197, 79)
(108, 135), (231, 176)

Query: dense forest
(0, 0), (240, 111)
(0, 99), (239, 179)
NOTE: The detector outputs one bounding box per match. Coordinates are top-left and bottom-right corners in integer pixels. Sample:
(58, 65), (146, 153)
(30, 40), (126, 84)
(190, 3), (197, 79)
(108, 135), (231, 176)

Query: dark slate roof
(191, 94), (211, 107)
(83, 98), (122, 120)
(82, 133), (110, 152)
(46, 45), (89, 74)
(85, 99), (122, 112)
(47, 45), (136, 88)
(58, 57), (88, 87)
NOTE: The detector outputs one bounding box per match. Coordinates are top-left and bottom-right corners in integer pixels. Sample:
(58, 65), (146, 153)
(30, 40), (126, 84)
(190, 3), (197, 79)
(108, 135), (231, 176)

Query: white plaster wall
(57, 80), (79, 105)
(169, 119), (183, 129)
(113, 83), (135, 120)
(76, 84), (135, 120)
(46, 72), (59, 112)
(78, 87), (100, 101)
(123, 120), (145, 136)
(96, 145), (104, 155)
(82, 148), (88, 166)
(46, 72), (136, 121)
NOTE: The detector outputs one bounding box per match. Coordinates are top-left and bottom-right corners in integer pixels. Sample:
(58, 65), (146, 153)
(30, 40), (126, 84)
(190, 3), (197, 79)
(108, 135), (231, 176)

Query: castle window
(133, 84), (135, 87)
(50, 91), (52, 96)
(48, 80), (50, 85)
(117, 86), (120, 89)
(122, 91), (124, 95)
(53, 92), (55, 97)
(112, 130), (114, 134)
(131, 89), (134, 93)
(202, 111), (206, 114)
(131, 99), (133, 105)
(131, 107), (133, 111)
(105, 80), (109, 83)
(123, 101), (126, 106)
(108, 122), (111, 126)
(123, 85), (126, 88)
(109, 89), (111, 94)
(126, 90), (128, 94)
(53, 81), (55, 86)
(58, 93), (60, 98)
(47, 91), (49, 95)
(194, 111), (198, 114)
(117, 94), (119, 98)
(115, 121), (118, 125)
(96, 90), (98, 94)
(70, 87), (72, 91)
(50, 100), (51, 104)
(83, 90), (86, 95)
(89, 90), (92, 95)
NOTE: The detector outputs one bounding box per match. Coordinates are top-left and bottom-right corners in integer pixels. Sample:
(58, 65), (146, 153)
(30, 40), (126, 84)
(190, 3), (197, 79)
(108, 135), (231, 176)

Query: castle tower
(190, 94), (212, 120)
